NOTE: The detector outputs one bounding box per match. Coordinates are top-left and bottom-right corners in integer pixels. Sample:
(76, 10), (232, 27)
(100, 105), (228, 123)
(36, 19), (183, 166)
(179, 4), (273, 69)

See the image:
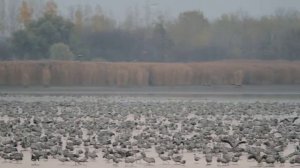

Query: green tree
(49, 42), (74, 60)
(91, 5), (115, 32)
(11, 14), (74, 59)
(168, 11), (209, 48)
(152, 22), (173, 61)
(74, 6), (83, 32)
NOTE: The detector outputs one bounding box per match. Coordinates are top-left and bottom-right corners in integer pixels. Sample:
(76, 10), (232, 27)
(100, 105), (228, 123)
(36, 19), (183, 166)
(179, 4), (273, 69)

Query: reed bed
(0, 60), (299, 86)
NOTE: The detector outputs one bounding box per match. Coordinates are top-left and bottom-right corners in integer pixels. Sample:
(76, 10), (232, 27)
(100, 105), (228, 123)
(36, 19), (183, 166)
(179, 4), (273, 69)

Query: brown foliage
(0, 60), (299, 86)
(19, 1), (32, 26)
(44, 0), (57, 16)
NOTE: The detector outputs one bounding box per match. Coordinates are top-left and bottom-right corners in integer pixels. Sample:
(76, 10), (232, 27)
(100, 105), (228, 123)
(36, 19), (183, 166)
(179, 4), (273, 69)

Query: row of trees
(1, 0), (300, 61)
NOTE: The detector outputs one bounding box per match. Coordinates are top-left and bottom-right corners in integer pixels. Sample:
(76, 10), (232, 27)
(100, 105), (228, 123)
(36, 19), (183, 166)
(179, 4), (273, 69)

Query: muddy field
(0, 86), (300, 168)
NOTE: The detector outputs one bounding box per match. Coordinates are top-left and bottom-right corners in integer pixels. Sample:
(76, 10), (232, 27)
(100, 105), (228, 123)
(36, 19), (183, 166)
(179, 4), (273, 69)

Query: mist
(1, 0), (300, 62)
(54, 0), (300, 20)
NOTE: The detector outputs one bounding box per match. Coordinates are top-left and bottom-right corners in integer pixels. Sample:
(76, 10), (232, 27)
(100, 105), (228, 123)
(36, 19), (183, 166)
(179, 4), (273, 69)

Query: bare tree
(7, 0), (22, 34)
(0, 0), (6, 35)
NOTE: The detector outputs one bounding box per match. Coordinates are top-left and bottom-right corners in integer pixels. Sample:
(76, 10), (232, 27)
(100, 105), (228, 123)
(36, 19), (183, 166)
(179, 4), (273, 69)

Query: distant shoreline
(1, 85), (300, 97)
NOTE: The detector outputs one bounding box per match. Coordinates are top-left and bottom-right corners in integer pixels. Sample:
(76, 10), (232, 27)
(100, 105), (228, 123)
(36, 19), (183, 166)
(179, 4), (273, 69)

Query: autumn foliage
(19, 1), (32, 26)
(0, 60), (299, 87)
(44, 0), (58, 16)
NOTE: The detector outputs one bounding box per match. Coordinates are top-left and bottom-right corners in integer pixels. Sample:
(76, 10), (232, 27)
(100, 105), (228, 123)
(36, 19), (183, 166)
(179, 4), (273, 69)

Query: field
(0, 87), (300, 167)
(0, 60), (300, 86)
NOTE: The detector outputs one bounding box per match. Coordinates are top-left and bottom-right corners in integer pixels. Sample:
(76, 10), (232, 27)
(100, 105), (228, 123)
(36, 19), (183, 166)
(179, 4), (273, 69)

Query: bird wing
(247, 154), (256, 160)
(221, 138), (234, 148)
(292, 117), (299, 123)
(263, 141), (271, 147)
(286, 151), (298, 159)
(236, 141), (247, 147)
(280, 118), (289, 123)
(260, 154), (267, 161)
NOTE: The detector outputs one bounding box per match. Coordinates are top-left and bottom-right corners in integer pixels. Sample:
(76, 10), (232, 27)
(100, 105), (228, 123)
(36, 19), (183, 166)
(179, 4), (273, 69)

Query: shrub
(49, 43), (74, 60)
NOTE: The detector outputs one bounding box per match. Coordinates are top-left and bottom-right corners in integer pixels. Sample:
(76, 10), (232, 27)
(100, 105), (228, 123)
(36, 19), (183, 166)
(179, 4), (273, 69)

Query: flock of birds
(0, 95), (299, 167)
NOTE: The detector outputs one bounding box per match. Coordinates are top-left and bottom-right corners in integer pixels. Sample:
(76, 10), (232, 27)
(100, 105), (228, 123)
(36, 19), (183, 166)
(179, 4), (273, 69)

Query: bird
(87, 151), (98, 159)
(124, 157), (136, 164)
(31, 153), (40, 165)
(248, 153), (267, 164)
(78, 156), (88, 163)
(57, 157), (69, 164)
(217, 152), (231, 165)
(286, 150), (300, 159)
(180, 160), (186, 164)
(217, 157), (228, 165)
(293, 156), (300, 164)
(277, 155), (286, 164)
(172, 155), (184, 164)
(112, 157), (122, 164)
(159, 154), (171, 163)
(194, 153), (201, 162)
(205, 154), (213, 165)
(10, 152), (23, 163)
(221, 137), (246, 149)
(69, 156), (81, 165)
(143, 156), (155, 164)
(265, 155), (276, 165)
(141, 152), (155, 164)
(280, 117), (299, 124)
(232, 156), (240, 163)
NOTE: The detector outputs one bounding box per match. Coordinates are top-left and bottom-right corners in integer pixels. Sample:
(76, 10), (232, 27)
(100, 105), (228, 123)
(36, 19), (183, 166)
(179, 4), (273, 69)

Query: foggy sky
(54, 0), (300, 20)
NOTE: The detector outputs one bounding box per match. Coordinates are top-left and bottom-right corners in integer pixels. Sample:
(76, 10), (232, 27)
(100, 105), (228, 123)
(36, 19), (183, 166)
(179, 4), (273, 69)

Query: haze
(54, 0), (300, 20)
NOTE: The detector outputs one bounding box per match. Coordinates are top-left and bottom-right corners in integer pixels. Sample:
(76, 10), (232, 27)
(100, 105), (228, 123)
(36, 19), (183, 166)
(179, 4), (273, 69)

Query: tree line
(0, 0), (300, 61)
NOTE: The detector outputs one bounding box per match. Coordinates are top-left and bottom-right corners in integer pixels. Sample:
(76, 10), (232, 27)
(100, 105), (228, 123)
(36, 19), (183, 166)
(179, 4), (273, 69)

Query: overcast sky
(54, 0), (300, 20)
